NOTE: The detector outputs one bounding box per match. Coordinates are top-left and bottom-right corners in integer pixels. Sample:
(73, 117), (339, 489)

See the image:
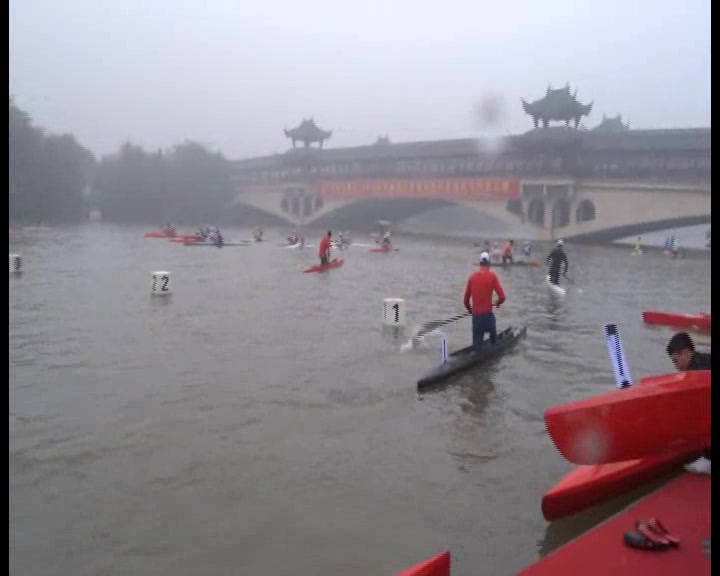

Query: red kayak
(542, 369), (704, 520)
(395, 552), (450, 576)
(169, 235), (203, 243)
(642, 310), (710, 332)
(370, 246), (399, 253)
(303, 258), (345, 273)
(472, 259), (540, 268)
(545, 370), (710, 465)
(541, 447), (700, 521)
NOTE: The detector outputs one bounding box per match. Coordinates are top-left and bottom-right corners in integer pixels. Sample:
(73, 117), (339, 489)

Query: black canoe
(416, 325), (528, 391)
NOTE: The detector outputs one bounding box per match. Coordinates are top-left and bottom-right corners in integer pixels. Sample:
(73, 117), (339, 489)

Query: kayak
(545, 370), (711, 465)
(182, 240), (252, 247)
(546, 275), (567, 296)
(394, 551), (450, 576)
(472, 259), (540, 268)
(144, 230), (192, 239)
(370, 246), (399, 253)
(303, 258), (344, 273)
(642, 310), (711, 332)
(541, 447), (701, 521)
(169, 235), (203, 243)
(284, 242), (315, 249)
(417, 326), (527, 391)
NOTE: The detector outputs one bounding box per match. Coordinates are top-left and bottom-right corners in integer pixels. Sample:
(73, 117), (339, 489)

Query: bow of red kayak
(303, 258), (345, 273)
(541, 447), (700, 521)
(545, 370), (710, 466)
(370, 246), (399, 253)
(394, 551), (450, 576)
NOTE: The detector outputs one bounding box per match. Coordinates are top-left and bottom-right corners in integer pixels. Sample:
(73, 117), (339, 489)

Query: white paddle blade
(604, 323), (633, 389)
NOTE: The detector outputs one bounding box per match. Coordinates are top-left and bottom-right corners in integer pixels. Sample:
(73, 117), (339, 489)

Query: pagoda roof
(592, 114), (630, 132)
(521, 83), (593, 120)
(284, 118), (332, 142)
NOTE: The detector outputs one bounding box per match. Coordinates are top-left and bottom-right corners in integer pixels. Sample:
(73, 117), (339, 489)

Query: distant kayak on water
(182, 240), (252, 247)
(472, 259), (540, 268)
(284, 242), (315, 249)
(303, 258), (344, 273)
(369, 246), (399, 253)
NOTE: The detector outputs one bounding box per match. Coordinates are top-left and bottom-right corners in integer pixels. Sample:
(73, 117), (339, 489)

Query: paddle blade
(395, 552), (450, 576)
(603, 323), (633, 388)
(545, 370), (710, 465)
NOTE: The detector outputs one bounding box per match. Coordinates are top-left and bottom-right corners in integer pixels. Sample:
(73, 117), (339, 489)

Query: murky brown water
(9, 224), (711, 575)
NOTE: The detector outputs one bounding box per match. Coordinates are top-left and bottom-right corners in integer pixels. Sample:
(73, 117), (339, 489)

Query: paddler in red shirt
(318, 230), (332, 266)
(464, 251), (506, 353)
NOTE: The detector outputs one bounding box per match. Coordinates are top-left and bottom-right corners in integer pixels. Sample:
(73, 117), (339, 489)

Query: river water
(9, 224), (711, 576)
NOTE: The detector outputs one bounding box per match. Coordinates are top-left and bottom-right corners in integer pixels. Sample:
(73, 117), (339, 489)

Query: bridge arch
(527, 198), (545, 226)
(551, 199), (570, 228)
(576, 199), (596, 223)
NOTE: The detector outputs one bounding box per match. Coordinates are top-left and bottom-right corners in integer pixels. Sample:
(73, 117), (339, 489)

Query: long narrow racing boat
(416, 326), (527, 391)
(303, 257), (345, 273)
(182, 240), (252, 247)
(472, 259), (540, 268)
(541, 447), (700, 521)
(642, 310), (711, 332)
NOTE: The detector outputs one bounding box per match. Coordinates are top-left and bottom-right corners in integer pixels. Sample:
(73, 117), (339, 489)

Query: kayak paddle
(544, 370), (711, 465)
(413, 312), (471, 341)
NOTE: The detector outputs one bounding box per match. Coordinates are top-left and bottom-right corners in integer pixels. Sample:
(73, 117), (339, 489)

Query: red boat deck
(518, 472), (710, 576)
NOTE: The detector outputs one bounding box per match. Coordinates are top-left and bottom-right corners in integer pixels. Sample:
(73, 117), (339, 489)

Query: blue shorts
(472, 312), (497, 353)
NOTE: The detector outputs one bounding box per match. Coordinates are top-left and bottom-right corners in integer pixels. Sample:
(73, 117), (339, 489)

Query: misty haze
(10, 1), (711, 575)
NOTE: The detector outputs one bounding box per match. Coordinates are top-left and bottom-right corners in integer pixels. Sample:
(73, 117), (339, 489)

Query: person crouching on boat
(546, 239), (569, 286)
(288, 229), (300, 245)
(252, 228), (263, 242)
(164, 223), (177, 237)
(666, 332), (712, 474)
(501, 239), (514, 265)
(464, 251), (506, 353)
(336, 231), (346, 248)
(318, 230), (332, 265)
(522, 241), (532, 257)
(381, 231), (392, 248)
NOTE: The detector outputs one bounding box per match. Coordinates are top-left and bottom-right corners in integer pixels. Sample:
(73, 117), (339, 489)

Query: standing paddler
(463, 251), (506, 353)
(545, 239), (569, 286)
(318, 230), (332, 266)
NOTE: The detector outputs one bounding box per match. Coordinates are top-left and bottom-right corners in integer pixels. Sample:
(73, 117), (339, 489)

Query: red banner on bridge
(318, 178), (520, 201)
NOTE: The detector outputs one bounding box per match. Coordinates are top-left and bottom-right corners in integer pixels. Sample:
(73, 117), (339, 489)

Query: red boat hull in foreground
(541, 448), (699, 521)
(395, 551), (450, 576)
(642, 310), (711, 332)
(303, 258), (345, 273)
(545, 370), (710, 465)
(520, 473), (710, 576)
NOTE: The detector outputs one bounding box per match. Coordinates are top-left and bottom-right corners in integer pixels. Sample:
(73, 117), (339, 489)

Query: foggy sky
(9, 0), (711, 160)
